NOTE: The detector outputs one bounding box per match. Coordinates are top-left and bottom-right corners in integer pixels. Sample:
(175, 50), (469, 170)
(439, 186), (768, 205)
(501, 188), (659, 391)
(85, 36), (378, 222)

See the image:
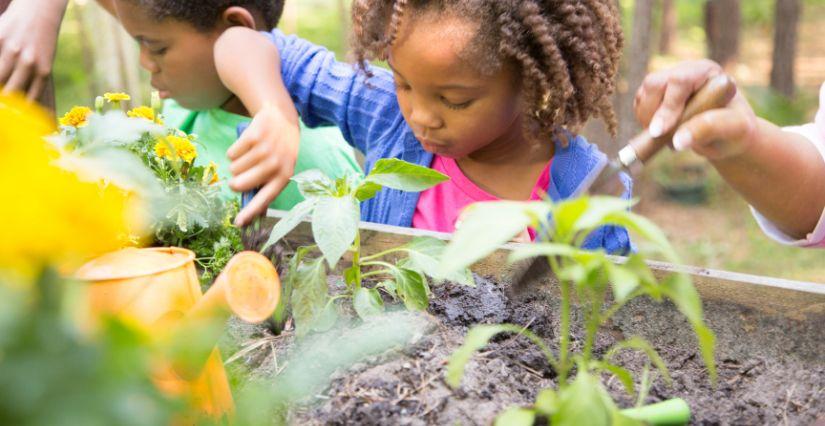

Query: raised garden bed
(223, 211), (825, 425)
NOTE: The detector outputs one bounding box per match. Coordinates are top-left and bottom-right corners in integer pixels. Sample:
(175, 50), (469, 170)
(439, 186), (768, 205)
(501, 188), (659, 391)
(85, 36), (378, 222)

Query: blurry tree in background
(704, 0), (741, 69)
(770, 0), (801, 98)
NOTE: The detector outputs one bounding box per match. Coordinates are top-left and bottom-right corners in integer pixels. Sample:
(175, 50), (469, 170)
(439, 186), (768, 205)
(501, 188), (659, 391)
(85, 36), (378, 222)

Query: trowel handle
(624, 74), (737, 166)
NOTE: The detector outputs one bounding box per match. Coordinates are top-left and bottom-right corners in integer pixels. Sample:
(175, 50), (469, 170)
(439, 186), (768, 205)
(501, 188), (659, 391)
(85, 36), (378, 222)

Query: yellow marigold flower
(154, 135), (197, 163)
(0, 93), (144, 276)
(58, 106), (92, 128)
(203, 161), (219, 185)
(103, 92), (131, 103)
(127, 106), (161, 123)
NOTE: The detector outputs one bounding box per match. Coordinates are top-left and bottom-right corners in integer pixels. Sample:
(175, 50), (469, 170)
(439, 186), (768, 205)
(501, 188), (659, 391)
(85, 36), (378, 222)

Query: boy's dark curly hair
(351, 0), (624, 141)
(126, 0), (286, 31)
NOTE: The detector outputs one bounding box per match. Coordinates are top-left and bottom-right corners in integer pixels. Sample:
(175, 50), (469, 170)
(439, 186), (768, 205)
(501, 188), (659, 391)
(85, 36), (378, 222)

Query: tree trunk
(0, 0), (56, 111)
(616, 0), (654, 151)
(770, 0), (801, 98)
(704, 0), (740, 69)
(658, 0), (676, 55)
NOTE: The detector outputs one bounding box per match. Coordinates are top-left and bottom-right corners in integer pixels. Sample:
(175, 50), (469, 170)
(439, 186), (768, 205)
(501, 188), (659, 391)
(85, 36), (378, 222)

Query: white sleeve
(749, 84), (825, 247)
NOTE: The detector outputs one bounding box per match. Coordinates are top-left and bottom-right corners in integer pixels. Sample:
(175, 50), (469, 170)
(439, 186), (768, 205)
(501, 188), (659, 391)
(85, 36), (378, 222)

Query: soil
(223, 275), (825, 425)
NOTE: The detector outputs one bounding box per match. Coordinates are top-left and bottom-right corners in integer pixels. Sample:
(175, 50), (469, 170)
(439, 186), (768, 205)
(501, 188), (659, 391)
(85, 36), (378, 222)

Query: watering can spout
(168, 251), (281, 380)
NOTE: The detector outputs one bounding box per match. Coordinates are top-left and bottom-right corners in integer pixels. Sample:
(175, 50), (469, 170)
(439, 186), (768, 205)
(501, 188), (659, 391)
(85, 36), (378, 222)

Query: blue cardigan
(263, 30), (633, 254)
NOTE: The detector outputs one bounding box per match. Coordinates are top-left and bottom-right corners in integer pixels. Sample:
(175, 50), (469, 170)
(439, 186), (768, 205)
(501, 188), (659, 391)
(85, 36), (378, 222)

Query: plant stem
(549, 255), (571, 386)
(360, 247), (407, 262)
(361, 270), (393, 279)
(352, 230), (362, 291)
(361, 260), (396, 270)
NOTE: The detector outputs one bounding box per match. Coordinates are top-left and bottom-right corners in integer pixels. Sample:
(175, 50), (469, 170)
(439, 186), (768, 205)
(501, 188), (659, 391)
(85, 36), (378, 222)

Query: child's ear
(221, 6), (258, 30)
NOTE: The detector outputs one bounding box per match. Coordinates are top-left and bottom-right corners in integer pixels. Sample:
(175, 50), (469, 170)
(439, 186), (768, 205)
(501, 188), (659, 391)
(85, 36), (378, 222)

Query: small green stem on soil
(549, 255), (571, 386)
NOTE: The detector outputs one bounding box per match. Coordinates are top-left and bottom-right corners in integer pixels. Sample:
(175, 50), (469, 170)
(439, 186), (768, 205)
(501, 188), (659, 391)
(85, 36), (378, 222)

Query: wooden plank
(262, 209), (825, 319)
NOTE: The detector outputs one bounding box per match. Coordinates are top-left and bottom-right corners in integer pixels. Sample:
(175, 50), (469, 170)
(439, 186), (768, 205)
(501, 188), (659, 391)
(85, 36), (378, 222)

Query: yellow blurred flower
(127, 106), (162, 124)
(154, 135), (197, 163)
(202, 161), (219, 185)
(104, 92), (131, 103)
(59, 106), (92, 128)
(0, 93), (144, 275)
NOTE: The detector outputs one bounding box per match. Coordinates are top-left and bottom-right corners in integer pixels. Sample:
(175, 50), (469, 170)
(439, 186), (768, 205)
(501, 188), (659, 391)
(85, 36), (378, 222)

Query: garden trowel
(510, 74), (737, 293)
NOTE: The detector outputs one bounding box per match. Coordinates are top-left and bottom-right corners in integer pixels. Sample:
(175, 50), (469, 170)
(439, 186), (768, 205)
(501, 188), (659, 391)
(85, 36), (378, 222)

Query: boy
(102, 0), (360, 224)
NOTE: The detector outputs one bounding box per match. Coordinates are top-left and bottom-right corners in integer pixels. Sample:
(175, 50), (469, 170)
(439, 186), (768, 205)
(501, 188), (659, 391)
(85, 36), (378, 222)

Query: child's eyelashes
(150, 47), (168, 56)
(441, 97), (474, 110)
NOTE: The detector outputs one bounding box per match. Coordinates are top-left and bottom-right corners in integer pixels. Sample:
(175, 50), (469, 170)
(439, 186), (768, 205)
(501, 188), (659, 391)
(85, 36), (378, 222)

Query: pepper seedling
(262, 158), (474, 336)
(439, 196), (716, 425)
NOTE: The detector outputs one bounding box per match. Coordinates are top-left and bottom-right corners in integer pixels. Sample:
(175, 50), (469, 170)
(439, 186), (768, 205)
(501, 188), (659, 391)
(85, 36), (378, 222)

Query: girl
(217, 0), (632, 253)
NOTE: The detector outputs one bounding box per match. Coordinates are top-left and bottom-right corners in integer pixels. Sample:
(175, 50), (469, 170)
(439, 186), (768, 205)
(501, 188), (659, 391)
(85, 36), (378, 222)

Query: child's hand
(634, 60), (759, 161)
(228, 104), (299, 226)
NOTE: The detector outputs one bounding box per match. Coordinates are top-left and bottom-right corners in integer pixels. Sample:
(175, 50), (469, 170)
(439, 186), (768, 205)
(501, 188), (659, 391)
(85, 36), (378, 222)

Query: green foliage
(440, 196), (717, 423)
(262, 159), (473, 336)
(0, 269), (179, 425)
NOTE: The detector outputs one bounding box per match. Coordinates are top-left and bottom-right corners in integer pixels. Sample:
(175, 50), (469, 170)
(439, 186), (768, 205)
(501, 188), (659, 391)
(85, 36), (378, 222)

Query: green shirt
(162, 100), (361, 210)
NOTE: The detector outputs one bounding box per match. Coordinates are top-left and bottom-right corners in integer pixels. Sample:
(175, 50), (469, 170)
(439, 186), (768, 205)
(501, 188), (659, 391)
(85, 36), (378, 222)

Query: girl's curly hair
(350, 0), (624, 142)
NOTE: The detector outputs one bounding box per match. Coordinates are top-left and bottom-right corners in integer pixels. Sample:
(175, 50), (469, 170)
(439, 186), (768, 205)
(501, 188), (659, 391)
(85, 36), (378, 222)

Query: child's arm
(222, 28), (405, 156)
(635, 60), (825, 240)
(214, 27), (301, 226)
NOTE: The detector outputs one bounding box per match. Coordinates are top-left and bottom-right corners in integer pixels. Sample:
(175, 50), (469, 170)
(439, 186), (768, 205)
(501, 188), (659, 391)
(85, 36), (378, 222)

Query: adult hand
(634, 59), (759, 161)
(0, 0), (69, 100)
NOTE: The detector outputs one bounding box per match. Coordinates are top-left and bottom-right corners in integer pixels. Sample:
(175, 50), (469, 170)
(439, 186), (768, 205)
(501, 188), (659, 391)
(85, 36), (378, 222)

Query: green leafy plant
(261, 159), (474, 336)
(438, 197), (716, 425)
(53, 94), (243, 285)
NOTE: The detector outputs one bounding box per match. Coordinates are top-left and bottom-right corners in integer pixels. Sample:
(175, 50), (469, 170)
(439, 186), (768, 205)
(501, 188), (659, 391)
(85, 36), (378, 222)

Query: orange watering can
(74, 247), (281, 420)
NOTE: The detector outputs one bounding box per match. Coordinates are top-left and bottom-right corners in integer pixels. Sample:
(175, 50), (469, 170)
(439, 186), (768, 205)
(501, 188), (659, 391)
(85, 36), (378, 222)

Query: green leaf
(393, 268), (429, 311)
(552, 197), (589, 243)
(693, 322), (718, 383)
(354, 181), (383, 201)
(364, 158), (449, 192)
(292, 169), (335, 198)
(508, 242), (578, 263)
(378, 280), (398, 299)
(262, 198), (318, 252)
(343, 265), (359, 287)
(571, 196), (635, 234)
(534, 388), (559, 416)
(623, 254), (660, 300)
(603, 210), (679, 262)
(494, 407), (536, 426)
(606, 262), (640, 303)
(291, 256), (333, 337)
(606, 337), (671, 385)
(402, 237), (474, 286)
(353, 288), (385, 320)
(312, 195), (360, 267)
(439, 201), (548, 276)
(552, 370), (617, 426)
(660, 273), (703, 324)
(593, 361), (635, 397)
